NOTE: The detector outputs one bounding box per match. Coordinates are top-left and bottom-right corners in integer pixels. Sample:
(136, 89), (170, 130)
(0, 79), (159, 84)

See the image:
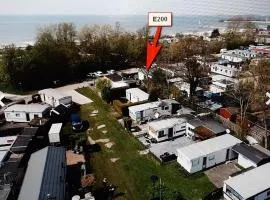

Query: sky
(0, 0), (269, 16)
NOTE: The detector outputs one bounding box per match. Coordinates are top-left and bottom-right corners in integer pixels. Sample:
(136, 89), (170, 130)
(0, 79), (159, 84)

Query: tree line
(0, 23), (149, 90)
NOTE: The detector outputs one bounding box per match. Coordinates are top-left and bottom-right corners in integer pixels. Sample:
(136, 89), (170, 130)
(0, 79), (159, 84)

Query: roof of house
(0, 184), (11, 200)
(49, 123), (63, 135)
(148, 117), (186, 131)
(18, 146), (66, 200)
(253, 144), (270, 156)
(225, 163), (270, 199)
(177, 134), (241, 160)
(4, 104), (50, 113)
(126, 88), (149, 100)
(188, 117), (226, 134)
(194, 126), (216, 140)
(0, 151), (8, 163)
(111, 81), (129, 89)
(232, 143), (270, 165)
(21, 127), (39, 137)
(38, 88), (71, 100)
(10, 135), (32, 153)
(105, 74), (123, 82)
(0, 136), (17, 151)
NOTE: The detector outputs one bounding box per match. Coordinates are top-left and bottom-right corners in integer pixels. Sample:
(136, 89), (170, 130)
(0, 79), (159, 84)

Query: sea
(0, 14), (253, 47)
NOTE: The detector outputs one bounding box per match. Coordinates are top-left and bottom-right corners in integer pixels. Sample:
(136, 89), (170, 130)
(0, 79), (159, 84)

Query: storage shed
(232, 143), (270, 169)
(126, 88), (149, 103)
(177, 134), (241, 173)
(48, 123), (62, 144)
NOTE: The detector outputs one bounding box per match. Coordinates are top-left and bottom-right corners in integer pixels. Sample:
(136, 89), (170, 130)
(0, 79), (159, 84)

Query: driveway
(204, 160), (240, 188)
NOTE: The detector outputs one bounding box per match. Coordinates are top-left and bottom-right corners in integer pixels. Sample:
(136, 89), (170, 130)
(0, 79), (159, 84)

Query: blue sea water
(0, 15), (228, 46)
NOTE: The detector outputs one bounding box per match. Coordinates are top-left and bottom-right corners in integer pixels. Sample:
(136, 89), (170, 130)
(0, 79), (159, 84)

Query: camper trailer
(148, 117), (187, 142)
(128, 99), (180, 123)
(38, 88), (72, 107)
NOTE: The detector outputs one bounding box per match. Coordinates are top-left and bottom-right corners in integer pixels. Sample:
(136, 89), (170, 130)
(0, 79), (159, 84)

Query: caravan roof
(225, 163), (270, 199)
(126, 88), (149, 100)
(177, 134), (241, 160)
(38, 88), (70, 100)
(129, 101), (160, 113)
(149, 117), (186, 131)
(5, 104), (50, 113)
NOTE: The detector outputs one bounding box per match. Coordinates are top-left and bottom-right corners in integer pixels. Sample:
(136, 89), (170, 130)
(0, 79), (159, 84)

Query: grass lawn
(77, 87), (215, 200)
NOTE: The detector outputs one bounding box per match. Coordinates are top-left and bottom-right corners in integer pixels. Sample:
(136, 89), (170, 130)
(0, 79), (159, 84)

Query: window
(164, 106), (169, 110)
(192, 159), (199, 167)
(181, 126), (186, 129)
(267, 191), (270, 196)
(158, 130), (165, 138)
(34, 114), (39, 118)
(15, 113), (20, 117)
(208, 155), (215, 161)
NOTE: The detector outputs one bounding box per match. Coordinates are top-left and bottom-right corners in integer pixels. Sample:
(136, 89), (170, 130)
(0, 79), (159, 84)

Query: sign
(148, 12), (172, 27)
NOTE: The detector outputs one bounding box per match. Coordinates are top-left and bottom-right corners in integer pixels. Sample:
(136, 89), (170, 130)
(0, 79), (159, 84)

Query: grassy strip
(78, 87), (215, 200)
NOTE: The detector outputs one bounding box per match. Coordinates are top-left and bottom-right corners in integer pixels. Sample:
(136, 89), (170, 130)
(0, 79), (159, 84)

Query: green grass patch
(77, 87), (215, 200)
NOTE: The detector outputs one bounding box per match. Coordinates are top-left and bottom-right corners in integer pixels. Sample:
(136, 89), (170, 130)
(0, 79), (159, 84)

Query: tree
(96, 78), (112, 103)
(232, 81), (256, 138)
(184, 57), (205, 99)
(210, 29), (220, 38)
(250, 59), (270, 148)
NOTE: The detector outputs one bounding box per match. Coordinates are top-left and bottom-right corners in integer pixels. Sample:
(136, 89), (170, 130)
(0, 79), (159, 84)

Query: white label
(148, 12), (172, 27)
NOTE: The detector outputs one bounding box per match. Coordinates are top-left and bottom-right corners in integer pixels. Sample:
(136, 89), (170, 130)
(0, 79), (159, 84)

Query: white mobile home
(4, 104), (51, 123)
(148, 118), (187, 142)
(38, 88), (72, 107)
(223, 163), (270, 200)
(177, 134), (241, 173)
(128, 99), (180, 123)
(48, 123), (63, 144)
(126, 88), (149, 103)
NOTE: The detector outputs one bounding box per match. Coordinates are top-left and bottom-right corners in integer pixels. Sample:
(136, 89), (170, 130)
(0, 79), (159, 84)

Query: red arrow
(146, 26), (162, 71)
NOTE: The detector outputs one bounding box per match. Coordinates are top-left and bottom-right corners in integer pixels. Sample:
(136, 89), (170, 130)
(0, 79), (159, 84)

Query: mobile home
(148, 117), (187, 142)
(126, 88), (149, 103)
(38, 88), (72, 107)
(224, 163), (270, 200)
(177, 134), (241, 173)
(4, 104), (51, 123)
(128, 99), (180, 123)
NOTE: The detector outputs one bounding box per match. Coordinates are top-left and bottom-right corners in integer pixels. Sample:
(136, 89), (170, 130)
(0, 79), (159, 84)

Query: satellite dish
(226, 129), (231, 134)
(154, 112), (160, 119)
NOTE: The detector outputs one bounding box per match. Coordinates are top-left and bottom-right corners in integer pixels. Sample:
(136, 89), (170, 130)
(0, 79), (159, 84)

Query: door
(168, 128), (173, 139)
(26, 113), (30, 121)
(226, 149), (230, 160)
(202, 157), (207, 169)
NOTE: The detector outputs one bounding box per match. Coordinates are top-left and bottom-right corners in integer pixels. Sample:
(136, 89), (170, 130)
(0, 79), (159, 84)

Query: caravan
(128, 99), (180, 123)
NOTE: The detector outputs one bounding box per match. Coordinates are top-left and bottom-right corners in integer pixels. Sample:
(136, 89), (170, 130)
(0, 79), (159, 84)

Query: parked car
(94, 71), (103, 77)
(71, 113), (83, 132)
(107, 69), (115, 75)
